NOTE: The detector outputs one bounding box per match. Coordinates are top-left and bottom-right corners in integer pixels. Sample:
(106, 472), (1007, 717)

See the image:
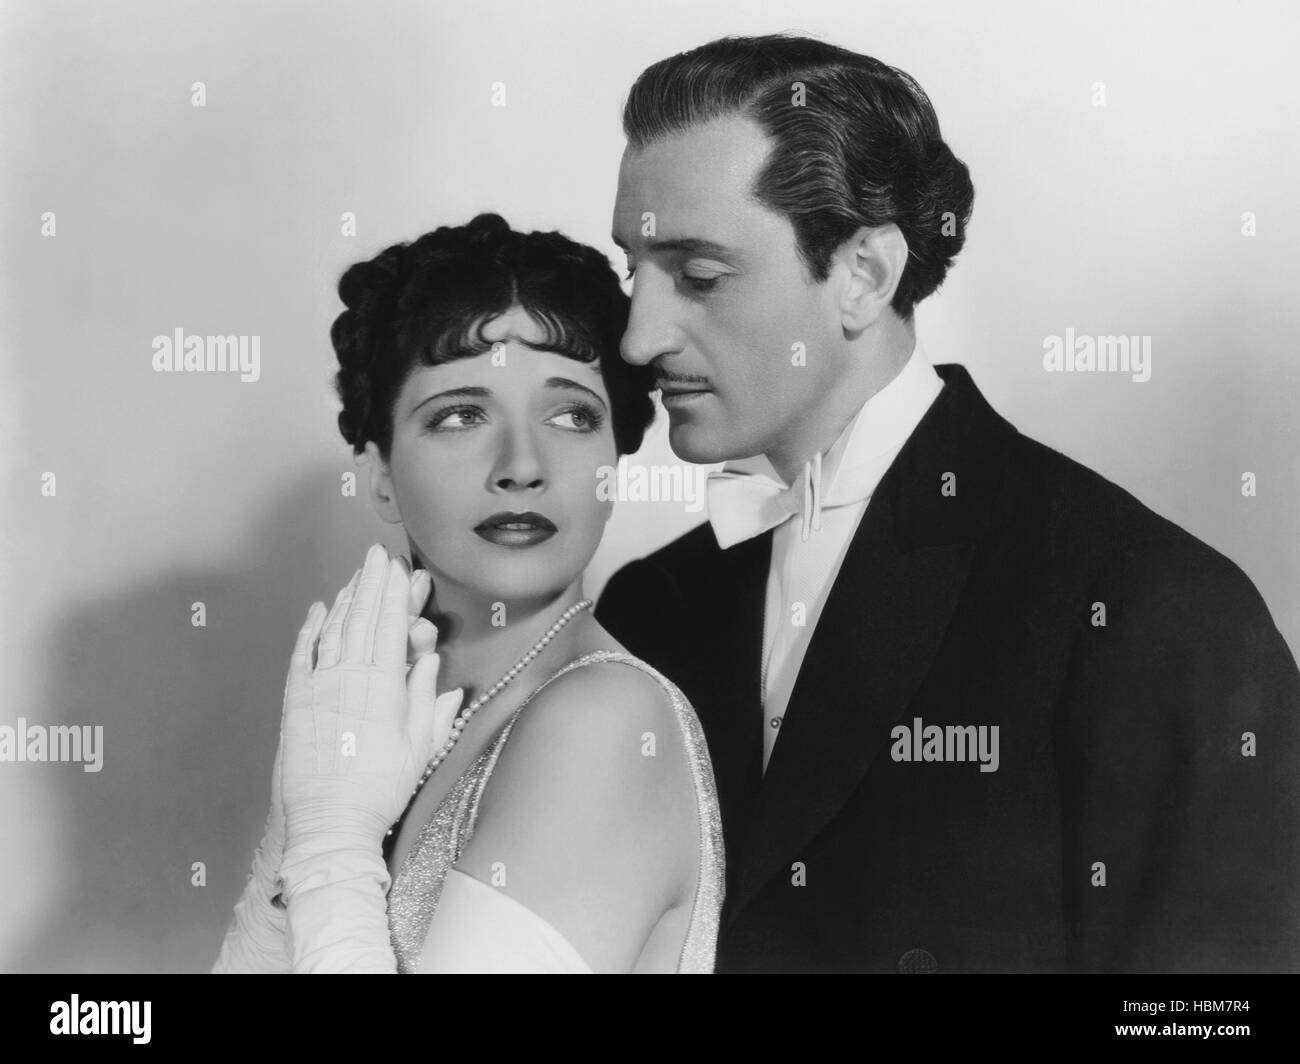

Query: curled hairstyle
(332, 213), (656, 460)
(622, 34), (974, 319)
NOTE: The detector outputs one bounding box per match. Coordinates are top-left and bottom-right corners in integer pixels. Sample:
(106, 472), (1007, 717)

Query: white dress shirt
(707, 344), (944, 771)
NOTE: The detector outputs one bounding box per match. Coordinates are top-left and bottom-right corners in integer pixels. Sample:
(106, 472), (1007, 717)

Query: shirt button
(897, 948), (938, 973)
(769, 716), (782, 729)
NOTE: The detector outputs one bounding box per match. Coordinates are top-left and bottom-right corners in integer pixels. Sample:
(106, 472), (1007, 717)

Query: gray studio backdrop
(2, 0), (1296, 972)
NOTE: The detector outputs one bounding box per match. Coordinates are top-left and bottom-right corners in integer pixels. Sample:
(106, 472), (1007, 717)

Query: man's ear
(835, 223), (909, 334)
(363, 441), (403, 524)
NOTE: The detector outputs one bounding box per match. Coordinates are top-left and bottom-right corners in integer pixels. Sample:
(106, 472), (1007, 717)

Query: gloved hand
(212, 560), (443, 972)
(276, 543), (464, 972)
(279, 543), (464, 856)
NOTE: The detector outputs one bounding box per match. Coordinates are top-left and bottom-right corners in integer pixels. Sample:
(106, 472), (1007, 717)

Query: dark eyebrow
(408, 385), (489, 420)
(612, 234), (734, 257)
(546, 377), (608, 410)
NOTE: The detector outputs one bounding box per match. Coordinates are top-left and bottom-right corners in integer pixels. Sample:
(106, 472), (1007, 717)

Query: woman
(212, 213), (723, 973)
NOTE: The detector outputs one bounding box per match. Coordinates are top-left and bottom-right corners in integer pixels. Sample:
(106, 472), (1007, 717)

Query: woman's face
(366, 306), (618, 610)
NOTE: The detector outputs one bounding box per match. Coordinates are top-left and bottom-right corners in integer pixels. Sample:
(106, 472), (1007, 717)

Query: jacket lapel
(725, 364), (1013, 923)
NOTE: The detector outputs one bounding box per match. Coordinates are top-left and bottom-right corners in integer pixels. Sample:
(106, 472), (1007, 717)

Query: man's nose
(621, 272), (682, 367)
(492, 425), (545, 491)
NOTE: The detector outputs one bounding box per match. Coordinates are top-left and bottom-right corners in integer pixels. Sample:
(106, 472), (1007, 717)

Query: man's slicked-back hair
(622, 34), (974, 320)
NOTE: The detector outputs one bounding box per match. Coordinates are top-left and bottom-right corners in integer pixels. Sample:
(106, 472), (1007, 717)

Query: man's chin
(666, 418), (750, 466)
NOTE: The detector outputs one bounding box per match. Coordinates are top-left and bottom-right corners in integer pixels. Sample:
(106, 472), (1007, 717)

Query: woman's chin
(415, 530), (597, 614)
(446, 561), (586, 610)
(471, 582), (581, 612)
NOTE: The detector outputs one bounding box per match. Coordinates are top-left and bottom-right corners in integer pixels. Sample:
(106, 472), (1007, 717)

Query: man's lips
(474, 511), (558, 548)
(657, 379), (713, 409)
(656, 379), (711, 396)
(658, 381), (713, 411)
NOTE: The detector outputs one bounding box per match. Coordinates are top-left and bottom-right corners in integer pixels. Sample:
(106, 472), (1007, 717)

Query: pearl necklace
(386, 597), (593, 836)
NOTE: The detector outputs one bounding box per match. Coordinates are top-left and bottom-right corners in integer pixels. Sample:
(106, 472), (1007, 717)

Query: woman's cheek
(562, 447), (609, 511)
(398, 464), (466, 543)
(576, 468), (616, 544)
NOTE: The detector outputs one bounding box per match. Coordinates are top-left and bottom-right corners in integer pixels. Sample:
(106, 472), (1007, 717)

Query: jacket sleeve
(1057, 536), (1300, 972)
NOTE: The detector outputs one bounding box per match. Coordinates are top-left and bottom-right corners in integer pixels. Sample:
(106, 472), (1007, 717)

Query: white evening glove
(211, 738), (290, 972)
(277, 546), (462, 973)
(212, 561), (443, 974)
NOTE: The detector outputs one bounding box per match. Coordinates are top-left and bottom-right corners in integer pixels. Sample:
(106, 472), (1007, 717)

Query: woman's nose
(491, 426), (545, 491)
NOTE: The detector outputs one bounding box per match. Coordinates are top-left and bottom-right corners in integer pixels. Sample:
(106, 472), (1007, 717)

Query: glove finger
(432, 687), (465, 752)
(283, 601), (326, 711)
(407, 619), (438, 665)
(344, 543), (389, 663)
(316, 569), (360, 670)
(409, 652), (464, 759)
(290, 601), (325, 670)
(407, 569), (432, 622)
(376, 557), (412, 668)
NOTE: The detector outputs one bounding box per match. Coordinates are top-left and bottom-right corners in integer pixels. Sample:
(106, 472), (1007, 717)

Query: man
(596, 34), (1300, 973)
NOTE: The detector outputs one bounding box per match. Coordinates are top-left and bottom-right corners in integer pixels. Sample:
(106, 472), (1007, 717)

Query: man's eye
(681, 273), (721, 294)
(425, 405), (484, 430)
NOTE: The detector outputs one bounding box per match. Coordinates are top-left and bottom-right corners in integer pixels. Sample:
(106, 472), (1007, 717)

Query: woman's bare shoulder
(502, 655), (691, 787)
(455, 654), (699, 966)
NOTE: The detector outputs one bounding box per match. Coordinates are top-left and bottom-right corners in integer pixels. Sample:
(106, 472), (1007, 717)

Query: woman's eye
(425, 405), (485, 431)
(548, 404), (604, 432)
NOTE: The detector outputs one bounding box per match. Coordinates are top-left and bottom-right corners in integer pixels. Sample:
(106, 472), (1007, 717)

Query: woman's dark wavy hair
(332, 213), (656, 460)
(622, 34), (974, 320)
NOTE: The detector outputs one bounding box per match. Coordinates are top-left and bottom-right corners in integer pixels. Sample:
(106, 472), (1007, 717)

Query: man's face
(611, 115), (846, 468)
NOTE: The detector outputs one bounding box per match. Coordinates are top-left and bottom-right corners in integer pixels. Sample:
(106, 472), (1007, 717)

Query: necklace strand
(387, 598), (593, 836)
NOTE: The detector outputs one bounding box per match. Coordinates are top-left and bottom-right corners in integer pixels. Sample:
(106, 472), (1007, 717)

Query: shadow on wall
(11, 468), (394, 973)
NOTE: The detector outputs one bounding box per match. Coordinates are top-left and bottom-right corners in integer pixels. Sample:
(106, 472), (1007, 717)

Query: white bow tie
(707, 451), (867, 549)
(705, 354), (943, 550)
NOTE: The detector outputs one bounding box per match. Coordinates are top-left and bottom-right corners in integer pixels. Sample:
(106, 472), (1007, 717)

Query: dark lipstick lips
(474, 510), (557, 549)
(474, 511), (557, 532)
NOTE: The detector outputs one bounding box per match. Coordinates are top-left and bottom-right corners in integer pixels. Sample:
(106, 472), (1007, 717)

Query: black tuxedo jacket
(596, 364), (1300, 972)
